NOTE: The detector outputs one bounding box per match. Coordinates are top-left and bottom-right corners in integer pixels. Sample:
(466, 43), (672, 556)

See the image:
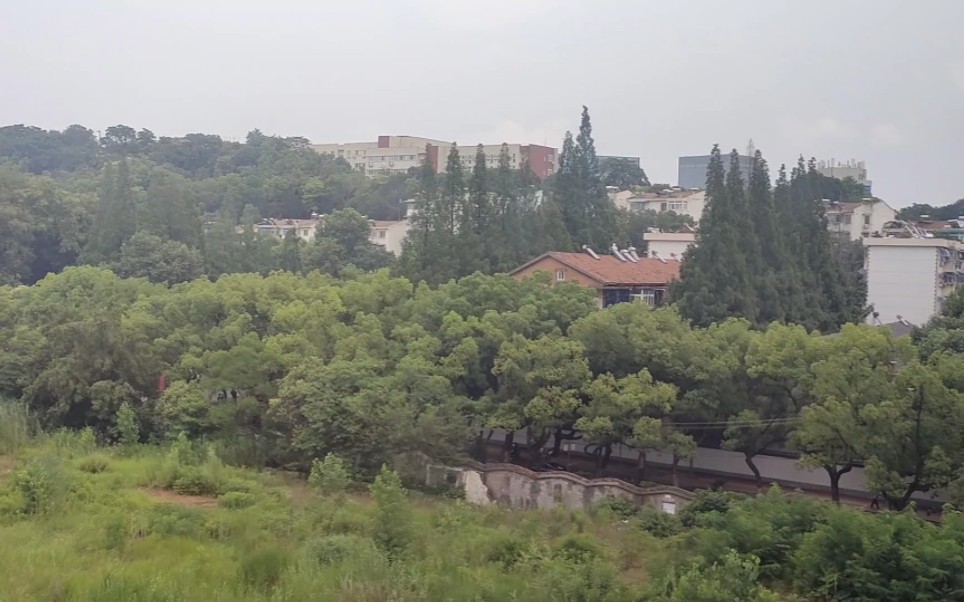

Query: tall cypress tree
(746, 151), (787, 324)
(674, 146), (757, 326)
(83, 159), (137, 264)
(554, 131), (582, 247)
(575, 106), (618, 250)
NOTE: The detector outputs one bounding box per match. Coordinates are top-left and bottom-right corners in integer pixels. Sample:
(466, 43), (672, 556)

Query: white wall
(865, 245), (939, 325)
(646, 240), (691, 260)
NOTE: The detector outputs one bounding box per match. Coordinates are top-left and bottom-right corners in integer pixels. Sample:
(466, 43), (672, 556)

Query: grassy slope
(0, 436), (665, 602)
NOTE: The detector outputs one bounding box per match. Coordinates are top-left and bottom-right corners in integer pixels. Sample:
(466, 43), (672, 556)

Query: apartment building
(817, 159), (872, 195)
(678, 154), (752, 190)
(823, 198), (897, 241)
(313, 135), (556, 180)
(864, 237), (964, 326)
(627, 190), (706, 223)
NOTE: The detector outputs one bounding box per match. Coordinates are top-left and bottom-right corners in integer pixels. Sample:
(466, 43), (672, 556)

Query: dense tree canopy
(673, 147), (867, 332)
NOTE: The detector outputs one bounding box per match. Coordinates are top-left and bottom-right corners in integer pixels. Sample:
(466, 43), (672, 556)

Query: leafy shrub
(219, 491), (256, 510)
(648, 550), (781, 602)
(303, 534), (376, 566)
(636, 507), (682, 538)
(553, 534), (603, 563)
(679, 489), (745, 528)
(369, 465), (413, 557)
(170, 466), (220, 496)
(147, 504), (204, 538)
(484, 532), (529, 569)
(308, 453), (352, 498)
(239, 546), (290, 592)
(78, 454), (111, 474)
(594, 495), (639, 520)
(11, 455), (70, 515)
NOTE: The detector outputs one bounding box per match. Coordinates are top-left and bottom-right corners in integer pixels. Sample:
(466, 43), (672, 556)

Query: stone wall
(393, 453), (693, 513)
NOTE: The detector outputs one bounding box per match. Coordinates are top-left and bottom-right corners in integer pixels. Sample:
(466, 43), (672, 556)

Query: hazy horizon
(3, 0), (962, 207)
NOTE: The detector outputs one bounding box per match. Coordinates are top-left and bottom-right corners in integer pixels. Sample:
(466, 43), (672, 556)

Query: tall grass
(0, 397), (37, 454)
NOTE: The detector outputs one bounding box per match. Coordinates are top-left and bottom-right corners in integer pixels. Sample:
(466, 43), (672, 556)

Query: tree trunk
(600, 444), (613, 470)
(636, 451), (647, 483)
(593, 448), (604, 477)
(744, 454), (762, 490)
(825, 464), (852, 505)
(671, 454), (680, 488)
(502, 431), (514, 462)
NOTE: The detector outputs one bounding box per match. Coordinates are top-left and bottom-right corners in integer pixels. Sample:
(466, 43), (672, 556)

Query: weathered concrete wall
(393, 453), (692, 513)
(462, 461), (693, 512)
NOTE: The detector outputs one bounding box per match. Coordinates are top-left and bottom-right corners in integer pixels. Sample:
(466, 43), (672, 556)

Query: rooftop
(514, 251), (681, 286)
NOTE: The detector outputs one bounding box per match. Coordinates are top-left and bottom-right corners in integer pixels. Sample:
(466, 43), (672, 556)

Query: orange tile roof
(514, 251), (681, 286)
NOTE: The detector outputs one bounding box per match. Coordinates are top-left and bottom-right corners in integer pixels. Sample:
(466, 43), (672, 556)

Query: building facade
(368, 219), (411, 256)
(510, 250), (680, 309)
(627, 190), (706, 223)
(641, 231), (696, 261)
(817, 159), (872, 195)
(678, 154), (752, 190)
(823, 199), (897, 240)
(864, 237), (964, 326)
(313, 136), (556, 180)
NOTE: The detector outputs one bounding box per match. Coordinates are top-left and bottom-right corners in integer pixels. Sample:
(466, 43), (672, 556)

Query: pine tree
(673, 145), (757, 326)
(575, 106), (618, 250)
(554, 131), (582, 248)
(467, 144), (493, 273)
(83, 159), (137, 264)
(745, 151), (786, 324)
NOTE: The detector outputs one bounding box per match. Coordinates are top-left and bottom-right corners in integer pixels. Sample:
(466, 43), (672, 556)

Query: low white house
(864, 237), (963, 326)
(369, 219), (411, 256)
(824, 199), (896, 240)
(642, 231), (696, 261)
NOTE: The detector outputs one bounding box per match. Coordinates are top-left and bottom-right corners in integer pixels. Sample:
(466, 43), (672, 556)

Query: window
(553, 484), (563, 503)
(660, 201), (688, 213)
(632, 289), (657, 306)
(378, 230), (386, 239)
(863, 214), (871, 226)
(660, 496), (677, 515)
(555, 269), (566, 281)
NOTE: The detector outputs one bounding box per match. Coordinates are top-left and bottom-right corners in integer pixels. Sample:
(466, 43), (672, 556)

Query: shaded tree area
(0, 268), (959, 513)
(899, 197), (964, 221)
(673, 147), (867, 332)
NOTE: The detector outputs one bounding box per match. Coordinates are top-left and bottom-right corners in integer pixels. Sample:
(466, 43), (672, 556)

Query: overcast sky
(2, 0), (962, 206)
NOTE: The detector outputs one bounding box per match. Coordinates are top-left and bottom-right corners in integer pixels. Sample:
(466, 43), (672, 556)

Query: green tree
(83, 160), (137, 264)
(369, 465), (413, 557)
(302, 207), (392, 276)
(308, 453), (352, 499)
(600, 157), (649, 189)
(113, 231), (204, 284)
(114, 401), (139, 447)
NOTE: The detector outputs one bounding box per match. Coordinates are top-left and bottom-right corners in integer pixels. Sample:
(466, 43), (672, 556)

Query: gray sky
(2, 0), (962, 206)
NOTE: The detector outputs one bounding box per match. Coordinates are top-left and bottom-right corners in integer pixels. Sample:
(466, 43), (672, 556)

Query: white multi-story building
(823, 198), (897, 241)
(817, 159), (872, 194)
(864, 237), (963, 326)
(312, 135), (557, 180)
(627, 190), (706, 223)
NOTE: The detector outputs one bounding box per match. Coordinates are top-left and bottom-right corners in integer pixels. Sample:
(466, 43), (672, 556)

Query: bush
(103, 515), (127, 552)
(647, 551), (780, 602)
(636, 507), (682, 538)
(678, 489), (745, 528)
(553, 534), (603, 563)
(219, 491), (256, 510)
(308, 453), (351, 498)
(11, 455), (70, 515)
(239, 546), (290, 592)
(303, 534), (376, 566)
(594, 495), (639, 520)
(369, 465), (413, 557)
(147, 504), (205, 538)
(485, 532), (529, 569)
(170, 466), (220, 496)
(78, 454), (111, 474)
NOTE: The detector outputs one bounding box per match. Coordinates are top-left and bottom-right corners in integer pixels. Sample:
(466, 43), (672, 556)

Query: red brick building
(510, 251), (681, 308)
